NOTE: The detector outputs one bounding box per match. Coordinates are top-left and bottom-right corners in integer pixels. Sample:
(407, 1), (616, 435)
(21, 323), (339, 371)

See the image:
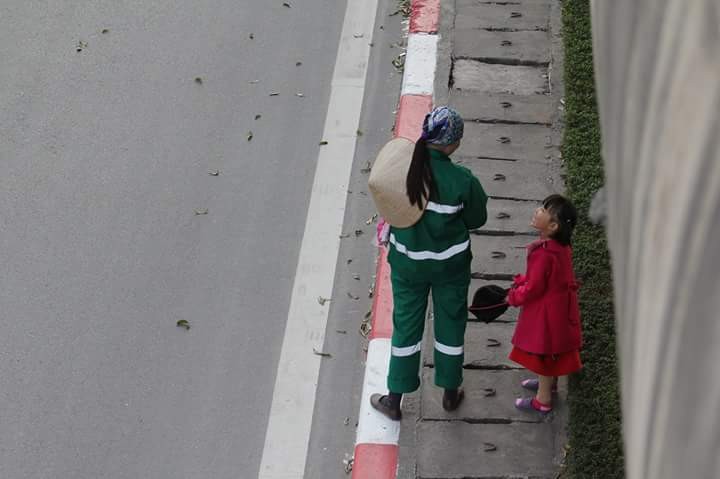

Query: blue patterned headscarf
(421, 106), (464, 146)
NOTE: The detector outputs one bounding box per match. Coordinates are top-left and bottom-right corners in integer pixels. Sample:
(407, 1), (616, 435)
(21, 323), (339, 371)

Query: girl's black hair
(543, 194), (577, 245)
(406, 137), (435, 209)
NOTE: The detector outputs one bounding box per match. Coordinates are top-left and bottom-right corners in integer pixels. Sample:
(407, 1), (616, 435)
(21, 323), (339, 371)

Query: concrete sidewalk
(397, 0), (568, 477)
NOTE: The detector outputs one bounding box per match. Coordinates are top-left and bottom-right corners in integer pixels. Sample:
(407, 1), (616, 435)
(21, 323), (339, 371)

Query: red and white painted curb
(351, 1), (440, 477)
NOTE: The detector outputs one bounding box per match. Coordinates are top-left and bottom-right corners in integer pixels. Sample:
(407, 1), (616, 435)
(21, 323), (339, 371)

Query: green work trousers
(387, 265), (470, 393)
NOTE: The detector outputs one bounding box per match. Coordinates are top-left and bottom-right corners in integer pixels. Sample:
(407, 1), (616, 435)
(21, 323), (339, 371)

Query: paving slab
(456, 122), (553, 160)
(480, 197), (540, 233)
(417, 421), (557, 478)
(459, 155), (555, 200)
(453, 59), (548, 95)
(422, 368), (539, 422)
(450, 90), (555, 124)
(456, 1), (551, 31)
(424, 321), (517, 368)
(470, 234), (529, 276)
(454, 29), (550, 65)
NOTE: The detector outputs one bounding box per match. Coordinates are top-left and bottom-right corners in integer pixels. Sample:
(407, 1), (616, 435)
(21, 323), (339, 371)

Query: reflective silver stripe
(434, 341), (463, 356)
(389, 234), (470, 261)
(391, 341), (423, 357)
(426, 201), (464, 214)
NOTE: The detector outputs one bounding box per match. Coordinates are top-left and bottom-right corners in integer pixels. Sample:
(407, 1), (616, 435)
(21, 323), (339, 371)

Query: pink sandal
(520, 378), (558, 393)
(515, 397), (553, 413)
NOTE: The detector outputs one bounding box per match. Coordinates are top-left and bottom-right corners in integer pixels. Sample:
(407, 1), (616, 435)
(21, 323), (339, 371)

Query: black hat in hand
(468, 285), (509, 323)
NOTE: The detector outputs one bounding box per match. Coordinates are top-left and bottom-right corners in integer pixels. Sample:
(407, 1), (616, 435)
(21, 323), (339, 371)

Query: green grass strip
(561, 1), (625, 477)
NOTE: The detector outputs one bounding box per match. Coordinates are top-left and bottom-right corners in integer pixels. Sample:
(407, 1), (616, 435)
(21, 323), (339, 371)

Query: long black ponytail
(406, 138), (435, 210)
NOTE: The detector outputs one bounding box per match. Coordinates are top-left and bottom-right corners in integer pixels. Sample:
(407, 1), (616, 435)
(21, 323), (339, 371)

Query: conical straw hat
(368, 137), (426, 228)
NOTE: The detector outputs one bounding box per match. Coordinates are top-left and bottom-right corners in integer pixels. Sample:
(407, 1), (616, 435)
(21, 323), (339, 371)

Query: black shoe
(370, 393), (402, 421)
(442, 388), (465, 411)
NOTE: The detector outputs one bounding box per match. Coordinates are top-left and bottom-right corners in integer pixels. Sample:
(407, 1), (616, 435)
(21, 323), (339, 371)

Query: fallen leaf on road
(356, 129), (363, 136)
(249, 80), (260, 84)
(195, 77), (203, 84)
(347, 292), (360, 300)
(483, 443), (497, 452)
(296, 92), (304, 97)
(487, 338), (501, 348)
(255, 114), (262, 120)
(76, 40), (88, 52)
(352, 274), (360, 280)
(365, 213), (378, 225)
(247, 131), (253, 141)
(296, 61), (302, 66)
(249, 32), (255, 39)
(336, 329), (347, 334)
(339, 233), (350, 239)
(319, 140), (328, 145)
(343, 455), (354, 474)
(353, 33), (364, 38)
(101, 29), (109, 34)
(269, 92), (280, 96)
(364, 310), (372, 319)
(176, 319), (190, 330)
(354, 229), (363, 237)
(483, 388), (497, 397)
(347, 259), (353, 264)
(194, 208), (209, 215)
(343, 417), (350, 425)
(208, 169), (220, 176)
(360, 161), (371, 173)
(282, 1), (291, 7)
(318, 296), (331, 305)
(312, 347), (331, 357)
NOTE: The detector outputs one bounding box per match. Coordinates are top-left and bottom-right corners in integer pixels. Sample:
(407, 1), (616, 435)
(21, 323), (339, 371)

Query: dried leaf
(487, 338), (501, 348)
(483, 442), (497, 452)
(336, 329), (347, 334)
(496, 212), (511, 219)
(356, 129), (363, 136)
(347, 292), (360, 301)
(365, 213), (378, 225)
(194, 208), (209, 215)
(319, 140), (328, 145)
(352, 274), (360, 280)
(339, 233), (350, 239)
(296, 92), (304, 97)
(354, 229), (363, 237)
(282, 1), (291, 7)
(343, 416), (350, 425)
(368, 285), (374, 298)
(249, 32), (255, 39)
(353, 33), (364, 38)
(493, 173), (507, 181)
(247, 131), (253, 141)
(176, 319), (190, 330)
(364, 310), (372, 319)
(208, 169), (220, 176)
(491, 251), (506, 259)
(255, 114), (262, 120)
(269, 92), (280, 96)
(296, 61), (302, 66)
(101, 29), (109, 34)
(347, 259), (353, 264)
(360, 161), (371, 173)
(249, 80), (260, 84)
(312, 347), (331, 357)
(195, 77), (203, 84)
(483, 388), (497, 397)
(318, 296), (331, 306)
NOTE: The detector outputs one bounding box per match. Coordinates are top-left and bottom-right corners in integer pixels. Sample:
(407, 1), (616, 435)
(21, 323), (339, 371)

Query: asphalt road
(0, 1), (402, 477)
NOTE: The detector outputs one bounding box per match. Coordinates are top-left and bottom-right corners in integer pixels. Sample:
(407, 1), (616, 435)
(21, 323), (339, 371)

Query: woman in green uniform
(371, 107), (488, 420)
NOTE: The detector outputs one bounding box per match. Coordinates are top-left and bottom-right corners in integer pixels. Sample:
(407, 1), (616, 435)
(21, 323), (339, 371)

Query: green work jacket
(388, 149), (488, 276)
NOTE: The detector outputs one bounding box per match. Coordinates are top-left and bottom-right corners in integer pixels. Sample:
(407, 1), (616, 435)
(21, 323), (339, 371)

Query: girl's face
(531, 206), (559, 238)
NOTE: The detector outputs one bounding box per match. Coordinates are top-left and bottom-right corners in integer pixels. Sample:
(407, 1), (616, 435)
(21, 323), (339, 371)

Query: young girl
(507, 194), (582, 413)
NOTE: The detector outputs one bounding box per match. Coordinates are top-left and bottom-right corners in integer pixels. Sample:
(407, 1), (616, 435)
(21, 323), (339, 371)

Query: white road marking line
(257, 0), (380, 477)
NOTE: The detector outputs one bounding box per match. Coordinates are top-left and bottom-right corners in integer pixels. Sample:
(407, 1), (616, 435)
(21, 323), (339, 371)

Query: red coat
(507, 239), (582, 355)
